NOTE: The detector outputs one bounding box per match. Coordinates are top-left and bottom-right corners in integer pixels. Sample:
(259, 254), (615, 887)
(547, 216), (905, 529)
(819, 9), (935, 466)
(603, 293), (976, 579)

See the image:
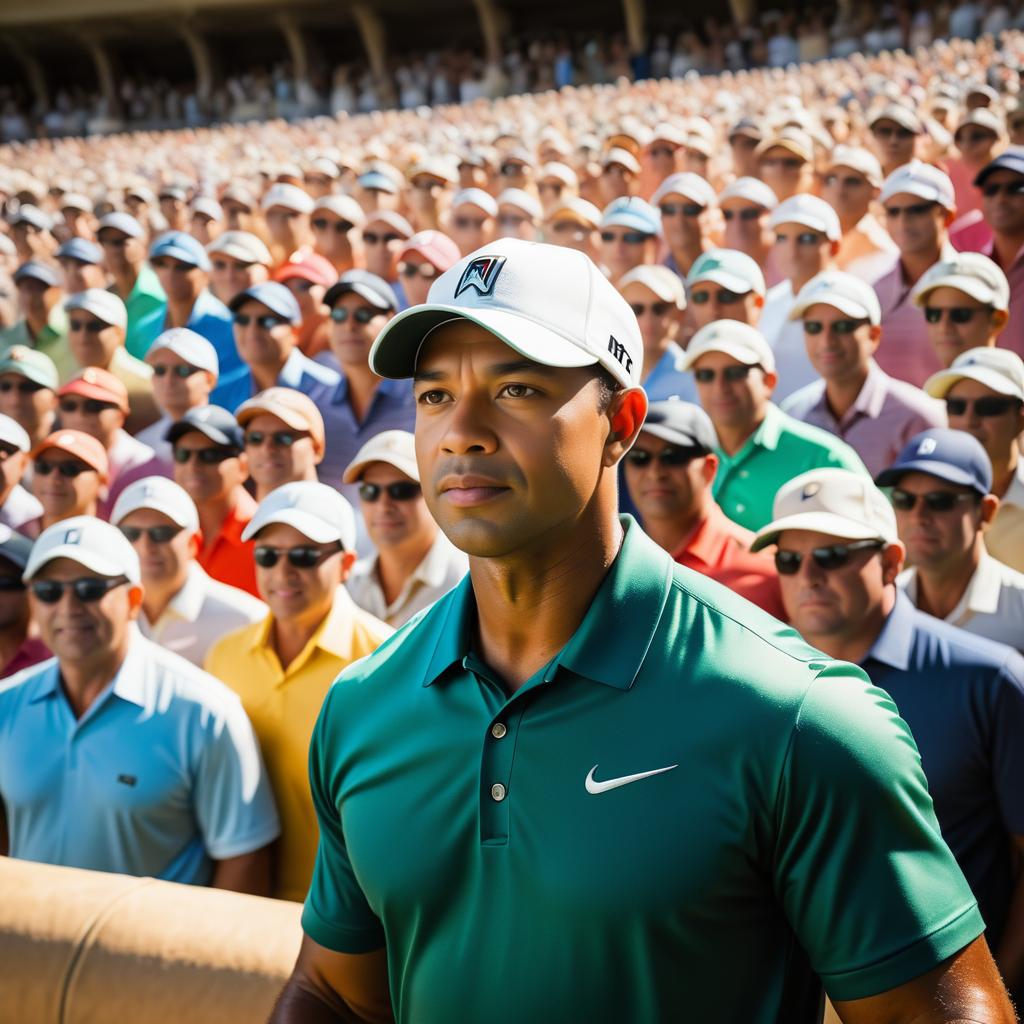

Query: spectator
(544, 197), (601, 260)
(206, 231), (273, 307)
(0, 414), (41, 536)
(55, 238), (106, 294)
(273, 251), (336, 358)
(205, 482), (391, 902)
(753, 466), (1024, 990)
(111, 476), (266, 667)
(395, 231), (461, 309)
(361, 210), (413, 285)
(728, 118), (763, 178)
(652, 173), (716, 279)
(407, 158), (457, 232)
(782, 271), (946, 476)
(448, 189), (498, 256)
(877, 428), (1024, 652)
(167, 406), (258, 596)
(0, 525), (48, 677)
(495, 189), (542, 242)
(622, 400), (785, 618)
(9, 206), (55, 265)
(158, 184), (190, 232)
(924, 348), (1024, 573)
(0, 260), (73, 382)
(646, 123), (685, 183)
(310, 195), (365, 274)
(869, 104), (922, 178)
(686, 249), (767, 333)
(30, 428), (108, 528)
(599, 197), (661, 283)
(536, 163), (579, 219)
(342, 431), (467, 626)
(237, 388), (325, 500)
(949, 109), (1005, 218)
(683, 320), (867, 530)
(496, 148), (535, 192)
(355, 168), (402, 216)
(755, 128), (814, 202)
(0, 516), (279, 891)
(189, 197), (224, 247)
(716, 178), (777, 275)
(0, 346), (58, 449)
(598, 147), (640, 204)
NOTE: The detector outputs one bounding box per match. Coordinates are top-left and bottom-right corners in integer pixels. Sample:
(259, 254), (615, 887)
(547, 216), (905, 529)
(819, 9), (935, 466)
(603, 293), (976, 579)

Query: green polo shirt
(303, 517), (982, 1022)
(712, 403), (868, 531)
(120, 263), (167, 359)
(0, 303), (75, 382)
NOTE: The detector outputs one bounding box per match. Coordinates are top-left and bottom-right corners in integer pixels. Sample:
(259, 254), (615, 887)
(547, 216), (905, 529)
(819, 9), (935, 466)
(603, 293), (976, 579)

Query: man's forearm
(995, 869), (1024, 991)
(269, 980), (363, 1024)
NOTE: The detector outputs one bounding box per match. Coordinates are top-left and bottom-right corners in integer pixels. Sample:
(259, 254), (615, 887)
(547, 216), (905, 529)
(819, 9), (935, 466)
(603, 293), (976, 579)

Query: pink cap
(398, 230), (461, 273)
(274, 250), (337, 288)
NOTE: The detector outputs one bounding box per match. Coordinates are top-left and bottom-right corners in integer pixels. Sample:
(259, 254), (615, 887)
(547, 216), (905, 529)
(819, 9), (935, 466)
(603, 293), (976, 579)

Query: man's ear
(605, 387), (648, 468)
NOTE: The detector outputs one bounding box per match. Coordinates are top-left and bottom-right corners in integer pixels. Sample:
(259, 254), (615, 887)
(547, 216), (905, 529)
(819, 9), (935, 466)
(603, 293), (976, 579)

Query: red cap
(398, 230), (461, 273)
(31, 429), (109, 478)
(274, 250), (337, 288)
(57, 367), (129, 412)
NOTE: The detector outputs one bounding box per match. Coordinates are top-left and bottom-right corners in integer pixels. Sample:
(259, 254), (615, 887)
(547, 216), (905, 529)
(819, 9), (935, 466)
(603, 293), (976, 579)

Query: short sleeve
(826, 440), (870, 476)
(301, 685), (387, 953)
(773, 663), (984, 1002)
(193, 693), (281, 859)
(990, 653), (1024, 835)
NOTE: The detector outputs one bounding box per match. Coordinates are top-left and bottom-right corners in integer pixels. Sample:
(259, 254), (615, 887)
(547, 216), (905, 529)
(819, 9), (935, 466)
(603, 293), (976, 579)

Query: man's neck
(805, 591), (892, 666)
(715, 412), (763, 457)
(141, 571), (189, 625)
(839, 208), (867, 235)
(271, 601), (332, 670)
(993, 231), (1024, 270)
(110, 265), (140, 300)
(340, 361), (382, 423)
(0, 619), (30, 671)
(900, 244), (942, 285)
(642, 505), (705, 556)
(992, 449), (1018, 500)
(198, 488), (244, 555)
(251, 358), (286, 393)
(668, 241), (706, 276)
(824, 367), (869, 420)
(469, 500), (623, 694)
(60, 643), (131, 719)
(165, 295), (199, 329)
(376, 532), (436, 606)
(913, 543), (982, 621)
(43, 503), (97, 530)
(25, 311), (49, 339)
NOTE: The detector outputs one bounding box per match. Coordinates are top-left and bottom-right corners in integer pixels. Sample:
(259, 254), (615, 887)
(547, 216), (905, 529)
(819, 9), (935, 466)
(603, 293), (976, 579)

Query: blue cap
(56, 237), (103, 265)
(165, 405), (243, 450)
(10, 205), (51, 231)
(324, 269), (398, 311)
(875, 428), (993, 495)
(599, 196), (661, 236)
(97, 212), (144, 239)
(149, 230), (211, 271)
(13, 260), (60, 288)
(974, 148), (1024, 187)
(358, 171), (399, 194)
(228, 281), (301, 324)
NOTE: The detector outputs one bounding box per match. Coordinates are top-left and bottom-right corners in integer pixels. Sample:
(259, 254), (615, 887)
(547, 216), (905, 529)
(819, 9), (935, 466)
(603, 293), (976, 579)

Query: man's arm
(996, 835), (1024, 992)
(269, 935), (392, 1024)
(833, 937), (1016, 1024)
(0, 798), (7, 856)
(210, 841), (273, 896)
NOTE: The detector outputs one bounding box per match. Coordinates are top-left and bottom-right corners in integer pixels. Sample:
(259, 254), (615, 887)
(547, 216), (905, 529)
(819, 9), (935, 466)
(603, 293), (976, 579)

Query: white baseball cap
(145, 327), (219, 378)
(687, 248), (766, 297)
(789, 270), (882, 325)
(343, 429), (419, 484)
(826, 145), (884, 188)
(602, 147), (641, 174)
(538, 162), (579, 189)
(879, 160), (955, 210)
(769, 194), (841, 241)
(111, 475), (200, 532)
(206, 231), (274, 266)
(0, 524), (34, 570)
(924, 347), (1024, 401)
(0, 413), (30, 453)
(24, 515), (141, 584)
(911, 252), (1010, 312)
(717, 177), (779, 211)
(617, 265), (686, 308)
(452, 188), (498, 217)
(261, 183), (314, 214)
(681, 320), (776, 373)
(313, 194), (366, 227)
(651, 173), (717, 209)
(750, 468), (898, 552)
(497, 189), (542, 220)
(242, 481), (357, 551)
(191, 197), (223, 222)
(369, 238), (644, 389)
(548, 197), (602, 229)
(65, 289), (128, 330)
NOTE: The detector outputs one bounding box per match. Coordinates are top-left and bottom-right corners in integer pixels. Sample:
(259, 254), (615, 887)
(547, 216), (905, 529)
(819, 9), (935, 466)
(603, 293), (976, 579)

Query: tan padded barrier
(0, 858), (302, 1023)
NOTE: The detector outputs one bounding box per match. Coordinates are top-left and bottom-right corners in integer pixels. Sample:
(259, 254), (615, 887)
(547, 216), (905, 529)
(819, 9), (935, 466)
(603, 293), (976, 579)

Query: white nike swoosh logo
(585, 763), (678, 794)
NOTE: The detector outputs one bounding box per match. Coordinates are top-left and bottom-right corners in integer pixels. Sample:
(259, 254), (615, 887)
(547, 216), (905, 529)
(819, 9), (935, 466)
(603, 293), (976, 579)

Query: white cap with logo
(750, 468), (898, 552)
(789, 270), (882, 325)
(681, 321), (776, 374)
(924, 347), (1024, 401)
(242, 481), (357, 552)
(911, 252), (1010, 312)
(369, 238), (644, 388)
(24, 515), (141, 584)
(0, 413), (30, 454)
(111, 475), (201, 532)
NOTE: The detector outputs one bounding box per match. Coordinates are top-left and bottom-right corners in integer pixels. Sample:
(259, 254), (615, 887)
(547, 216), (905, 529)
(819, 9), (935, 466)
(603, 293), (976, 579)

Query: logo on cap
(607, 335), (633, 374)
(801, 482), (821, 500)
(917, 438), (938, 456)
(63, 528), (81, 545)
(454, 256), (506, 299)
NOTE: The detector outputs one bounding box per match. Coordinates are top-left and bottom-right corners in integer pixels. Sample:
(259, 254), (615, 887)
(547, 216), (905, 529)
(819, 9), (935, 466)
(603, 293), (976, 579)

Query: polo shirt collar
(1003, 461), (1024, 510)
(852, 360), (888, 419)
(331, 373), (406, 407)
(251, 587), (360, 673)
(864, 589), (914, 671)
(674, 505), (728, 568)
(278, 348), (310, 389)
(956, 549), (1003, 616)
(163, 563), (207, 624)
(748, 403), (784, 453)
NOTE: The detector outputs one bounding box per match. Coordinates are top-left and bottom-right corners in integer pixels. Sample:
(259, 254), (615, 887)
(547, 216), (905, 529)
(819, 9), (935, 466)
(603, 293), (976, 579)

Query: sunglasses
(600, 231), (651, 244)
(172, 446), (237, 464)
(411, 179), (443, 192)
(254, 542), (342, 569)
(538, 183), (564, 195)
(723, 208), (763, 221)
(624, 447), (704, 468)
(121, 525), (184, 544)
(151, 259), (196, 273)
(34, 458), (93, 477)
(499, 163), (524, 176)
(454, 216), (487, 230)
(760, 157), (803, 170)
(890, 488), (978, 512)
(98, 236), (128, 249)
(59, 398), (116, 415)
(358, 481), (422, 502)
(694, 364), (759, 383)
(957, 131), (996, 146)
(775, 539), (883, 575)
(883, 201), (937, 219)
(804, 318), (867, 335)
(244, 429), (309, 448)
(499, 214), (530, 228)
(0, 576), (25, 592)
(69, 319), (107, 334)
(330, 306), (377, 323)
(311, 218), (354, 233)
(729, 136), (759, 149)
(981, 181), (1024, 198)
(153, 364), (203, 378)
(774, 231), (824, 246)
(659, 202), (703, 218)
(362, 231), (401, 244)
(650, 145), (677, 159)
(629, 302), (671, 317)
(212, 258), (255, 272)
(923, 306), (988, 324)
(31, 576), (129, 604)
(0, 379), (44, 394)
(397, 261), (438, 279)
(945, 395), (1022, 417)
(823, 173), (868, 188)
(266, 208), (300, 220)
(0, 443), (18, 461)
(872, 125), (914, 140)
(690, 288), (745, 305)
(233, 313), (288, 330)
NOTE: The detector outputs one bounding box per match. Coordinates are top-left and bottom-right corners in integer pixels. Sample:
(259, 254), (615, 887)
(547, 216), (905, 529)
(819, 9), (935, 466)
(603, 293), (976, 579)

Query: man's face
(0, 445), (27, 504)
(233, 299), (295, 373)
(622, 433), (712, 527)
(693, 351), (772, 432)
(773, 221), (831, 284)
(599, 163), (634, 203)
(497, 206), (537, 242)
(16, 278), (57, 320)
(159, 195), (187, 228)
(59, 259), (105, 294)
(30, 557), (139, 666)
(758, 147), (806, 201)
(222, 201), (252, 231)
(172, 431), (248, 506)
(407, 175), (447, 215)
(688, 280), (761, 330)
(657, 192), (707, 251)
(66, 314), (122, 370)
(0, 554), (28, 631)
(892, 470), (983, 570)
(882, 193), (947, 257)
(359, 462), (433, 550)
(210, 254), (267, 305)
(243, 411), (319, 494)
(546, 218), (596, 255)
(264, 206), (308, 248)
(870, 119), (917, 170)
(821, 167), (876, 223)
(450, 205), (494, 256)
(648, 141), (680, 180)
(729, 134), (760, 176)
(413, 323), (618, 557)
(311, 210), (357, 264)
(954, 125), (998, 167)
(721, 200), (769, 251)
(98, 229), (144, 275)
(776, 529), (896, 642)
(944, 378), (1024, 469)
(980, 169), (1024, 236)
(921, 285), (1001, 365)
(397, 254), (438, 307)
(359, 186), (400, 214)
(32, 452), (103, 520)
(802, 302), (876, 382)
(119, 508), (195, 591)
(12, 222), (50, 259)
(282, 276), (327, 322)
(148, 350), (214, 418)
(600, 227), (655, 280)
(620, 281), (680, 353)
(0, 375), (57, 445)
(152, 257), (205, 304)
(328, 293), (392, 370)
(362, 223), (405, 279)
(57, 394), (123, 448)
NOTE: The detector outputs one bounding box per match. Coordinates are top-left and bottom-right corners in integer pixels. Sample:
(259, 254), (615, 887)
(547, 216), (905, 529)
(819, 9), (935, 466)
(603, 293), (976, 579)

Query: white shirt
(758, 281), (819, 402)
(346, 532), (468, 628)
(898, 550), (1024, 652)
(134, 414), (173, 466)
(138, 562), (267, 667)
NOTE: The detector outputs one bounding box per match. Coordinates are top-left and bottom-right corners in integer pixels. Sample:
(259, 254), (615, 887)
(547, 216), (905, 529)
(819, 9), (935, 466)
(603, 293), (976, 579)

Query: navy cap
(228, 281), (301, 324)
(56, 237), (103, 265)
(97, 212), (144, 239)
(875, 428), (993, 495)
(640, 400), (718, 453)
(149, 230), (211, 272)
(13, 260), (60, 288)
(324, 269), (398, 311)
(974, 148), (1024, 187)
(165, 405), (243, 450)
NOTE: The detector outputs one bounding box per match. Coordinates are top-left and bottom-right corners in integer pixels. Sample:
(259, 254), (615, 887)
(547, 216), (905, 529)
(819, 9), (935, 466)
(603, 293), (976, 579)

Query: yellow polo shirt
(205, 586), (392, 902)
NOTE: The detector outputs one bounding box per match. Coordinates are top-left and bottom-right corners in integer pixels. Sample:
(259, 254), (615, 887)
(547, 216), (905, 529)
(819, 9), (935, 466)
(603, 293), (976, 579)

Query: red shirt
(1, 635), (51, 679)
(197, 491), (259, 597)
(671, 504), (787, 621)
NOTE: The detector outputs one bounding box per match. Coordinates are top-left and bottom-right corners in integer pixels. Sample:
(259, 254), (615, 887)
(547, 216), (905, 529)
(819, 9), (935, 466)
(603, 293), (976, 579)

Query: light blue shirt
(643, 342), (698, 403)
(0, 629), (279, 884)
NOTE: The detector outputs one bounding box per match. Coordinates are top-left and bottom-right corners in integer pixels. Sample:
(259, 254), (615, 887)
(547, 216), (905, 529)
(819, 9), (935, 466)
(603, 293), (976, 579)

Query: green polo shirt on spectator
(712, 402), (868, 530)
(0, 302), (74, 382)
(121, 263), (167, 359)
(303, 516), (982, 1024)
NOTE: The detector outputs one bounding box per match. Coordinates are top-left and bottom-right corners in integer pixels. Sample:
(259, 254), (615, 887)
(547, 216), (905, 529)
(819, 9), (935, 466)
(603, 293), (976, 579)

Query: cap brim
(913, 275), (1000, 309)
(113, 497), (197, 531)
(689, 269), (754, 294)
(680, 339), (766, 372)
(600, 215), (656, 234)
(874, 461), (983, 491)
(24, 544), (135, 583)
(789, 291), (873, 322)
(750, 512), (886, 552)
(324, 282), (392, 310)
(924, 366), (1022, 400)
(165, 421), (237, 448)
(241, 508), (341, 545)
(369, 304), (598, 380)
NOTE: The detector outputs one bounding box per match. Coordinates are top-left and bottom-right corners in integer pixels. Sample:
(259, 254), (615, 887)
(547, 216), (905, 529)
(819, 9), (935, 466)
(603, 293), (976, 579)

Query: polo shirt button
(735, 504), (745, 513)
(490, 783), (506, 802)
(491, 722), (507, 739)
(738, 470), (749, 479)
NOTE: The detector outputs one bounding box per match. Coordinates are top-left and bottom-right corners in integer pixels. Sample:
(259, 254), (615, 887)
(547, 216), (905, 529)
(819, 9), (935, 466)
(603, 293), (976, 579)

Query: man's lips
(438, 474), (511, 508)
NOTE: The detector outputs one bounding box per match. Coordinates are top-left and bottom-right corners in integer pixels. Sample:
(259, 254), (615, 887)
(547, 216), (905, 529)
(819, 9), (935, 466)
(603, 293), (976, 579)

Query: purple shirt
(980, 237), (1024, 363)
(100, 429), (173, 520)
(781, 360), (947, 478)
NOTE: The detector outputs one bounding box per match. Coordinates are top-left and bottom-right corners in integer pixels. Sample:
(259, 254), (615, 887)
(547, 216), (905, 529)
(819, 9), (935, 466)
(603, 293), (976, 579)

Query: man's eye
(417, 389), (447, 405)
(499, 383), (536, 398)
